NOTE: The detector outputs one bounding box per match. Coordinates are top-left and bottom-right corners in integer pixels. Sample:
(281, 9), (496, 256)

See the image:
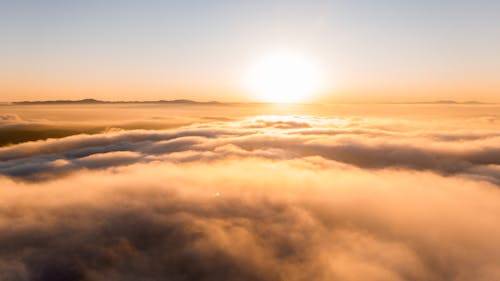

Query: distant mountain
(12, 99), (224, 105)
(404, 100), (485, 105)
(156, 99), (222, 105)
(13, 99), (103, 105)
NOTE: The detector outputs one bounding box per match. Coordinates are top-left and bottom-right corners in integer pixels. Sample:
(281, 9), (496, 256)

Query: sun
(244, 52), (323, 103)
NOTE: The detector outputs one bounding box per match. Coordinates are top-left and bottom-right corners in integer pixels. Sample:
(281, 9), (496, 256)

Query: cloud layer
(1, 114), (500, 281)
(2, 115), (500, 185)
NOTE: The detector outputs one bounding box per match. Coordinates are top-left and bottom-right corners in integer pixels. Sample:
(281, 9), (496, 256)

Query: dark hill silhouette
(12, 99), (224, 105)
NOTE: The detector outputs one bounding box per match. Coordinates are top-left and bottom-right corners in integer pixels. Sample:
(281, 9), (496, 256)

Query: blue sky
(1, 0), (499, 102)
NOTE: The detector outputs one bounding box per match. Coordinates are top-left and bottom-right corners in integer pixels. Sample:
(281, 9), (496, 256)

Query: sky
(1, 0), (499, 102)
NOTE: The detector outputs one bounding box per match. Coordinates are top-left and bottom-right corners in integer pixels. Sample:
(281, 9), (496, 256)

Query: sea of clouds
(1, 113), (500, 281)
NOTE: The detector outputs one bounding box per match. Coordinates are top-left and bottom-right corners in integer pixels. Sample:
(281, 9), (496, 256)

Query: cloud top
(1, 114), (500, 281)
(2, 115), (500, 185)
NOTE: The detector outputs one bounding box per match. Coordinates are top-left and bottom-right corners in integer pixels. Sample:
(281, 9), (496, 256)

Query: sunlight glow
(244, 52), (324, 103)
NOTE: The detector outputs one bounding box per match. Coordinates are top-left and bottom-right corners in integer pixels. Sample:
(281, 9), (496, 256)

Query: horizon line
(0, 98), (497, 106)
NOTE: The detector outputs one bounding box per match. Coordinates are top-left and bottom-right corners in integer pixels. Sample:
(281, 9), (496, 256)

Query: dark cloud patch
(0, 114), (21, 122)
(0, 188), (324, 281)
(0, 128), (236, 162)
(0, 115), (197, 147)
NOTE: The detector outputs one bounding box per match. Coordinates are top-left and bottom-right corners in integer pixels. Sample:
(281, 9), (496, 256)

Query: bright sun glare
(244, 52), (324, 103)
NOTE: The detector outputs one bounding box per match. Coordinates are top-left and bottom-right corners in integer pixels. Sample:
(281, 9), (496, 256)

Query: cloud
(0, 159), (500, 281)
(1, 115), (500, 280)
(2, 116), (500, 185)
(0, 114), (21, 122)
(0, 112), (202, 147)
